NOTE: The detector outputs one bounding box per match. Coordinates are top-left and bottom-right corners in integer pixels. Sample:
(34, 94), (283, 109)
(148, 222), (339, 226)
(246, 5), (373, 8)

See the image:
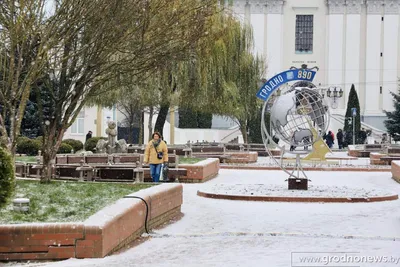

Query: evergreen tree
(178, 108), (198, 128)
(343, 84), (361, 145)
(197, 112), (212, 128)
(178, 108), (213, 129)
(384, 91), (400, 141)
(248, 104), (269, 144)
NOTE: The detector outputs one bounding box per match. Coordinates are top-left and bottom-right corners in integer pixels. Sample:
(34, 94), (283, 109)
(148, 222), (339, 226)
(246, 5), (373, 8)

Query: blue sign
(256, 69), (317, 101)
(351, 108), (357, 116)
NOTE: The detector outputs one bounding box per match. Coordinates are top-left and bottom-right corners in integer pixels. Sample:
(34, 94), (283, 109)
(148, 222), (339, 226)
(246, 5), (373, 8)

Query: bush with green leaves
(85, 137), (106, 152)
(0, 147), (15, 208)
(62, 139), (83, 152)
(16, 138), (41, 156)
(57, 143), (73, 154)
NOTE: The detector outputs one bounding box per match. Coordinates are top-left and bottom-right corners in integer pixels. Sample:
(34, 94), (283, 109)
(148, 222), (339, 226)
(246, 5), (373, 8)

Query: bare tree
(38, 0), (219, 182)
(0, 0), (65, 156)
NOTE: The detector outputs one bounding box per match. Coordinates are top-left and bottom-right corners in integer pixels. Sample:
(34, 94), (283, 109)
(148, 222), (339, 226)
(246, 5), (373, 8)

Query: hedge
(0, 147), (15, 208)
(62, 139), (83, 152)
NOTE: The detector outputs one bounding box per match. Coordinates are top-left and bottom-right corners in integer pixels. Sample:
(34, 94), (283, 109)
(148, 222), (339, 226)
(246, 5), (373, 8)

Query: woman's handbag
(153, 145), (163, 159)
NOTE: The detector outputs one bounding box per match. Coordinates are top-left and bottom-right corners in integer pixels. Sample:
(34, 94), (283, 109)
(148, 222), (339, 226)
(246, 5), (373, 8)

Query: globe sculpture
(270, 88), (329, 147)
(261, 87), (330, 190)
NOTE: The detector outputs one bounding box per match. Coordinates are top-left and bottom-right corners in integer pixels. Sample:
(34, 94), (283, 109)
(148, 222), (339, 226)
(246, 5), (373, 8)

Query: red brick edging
(391, 160), (400, 184)
(220, 165), (391, 172)
(0, 184), (183, 261)
(197, 190), (398, 203)
(179, 158), (220, 182)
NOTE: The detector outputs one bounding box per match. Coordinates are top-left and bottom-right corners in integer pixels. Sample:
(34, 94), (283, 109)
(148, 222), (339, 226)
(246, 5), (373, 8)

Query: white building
(63, 106), (117, 144)
(231, 0), (400, 131)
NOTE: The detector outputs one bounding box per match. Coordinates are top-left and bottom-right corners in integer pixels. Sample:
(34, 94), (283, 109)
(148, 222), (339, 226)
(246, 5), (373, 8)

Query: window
(295, 15), (313, 54)
(71, 109), (85, 134)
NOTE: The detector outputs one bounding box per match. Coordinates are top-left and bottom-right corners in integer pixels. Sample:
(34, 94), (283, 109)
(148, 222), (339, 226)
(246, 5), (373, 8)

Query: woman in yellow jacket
(144, 132), (168, 182)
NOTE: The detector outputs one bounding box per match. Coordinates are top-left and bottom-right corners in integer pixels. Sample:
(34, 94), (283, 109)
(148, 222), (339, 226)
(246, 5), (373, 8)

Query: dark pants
(149, 164), (162, 182)
(338, 142), (343, 149)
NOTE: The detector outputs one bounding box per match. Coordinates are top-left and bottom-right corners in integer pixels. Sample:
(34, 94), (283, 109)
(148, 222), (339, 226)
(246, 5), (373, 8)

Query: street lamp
(325, 86), (343, 109)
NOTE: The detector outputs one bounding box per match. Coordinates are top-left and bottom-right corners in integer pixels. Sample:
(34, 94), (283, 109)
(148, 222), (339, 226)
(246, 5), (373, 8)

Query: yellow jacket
(144, 140), (168, 164)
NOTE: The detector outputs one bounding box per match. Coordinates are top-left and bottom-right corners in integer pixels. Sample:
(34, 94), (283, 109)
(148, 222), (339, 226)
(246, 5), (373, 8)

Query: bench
(364, 144), (384, 152)
(93, 164), (137, 180)
(143, 168), (187, 182)
(15, 162), (27, 177)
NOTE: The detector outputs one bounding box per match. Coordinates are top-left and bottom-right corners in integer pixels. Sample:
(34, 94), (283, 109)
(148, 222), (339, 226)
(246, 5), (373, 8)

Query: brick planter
(0, 184), (182, 261)
(391, 160), (400, 184)
(348, 150), (370, 158)
(370, 153), (388, 165)
(224, 152), (258, 164)
(179, 158), (220, 183)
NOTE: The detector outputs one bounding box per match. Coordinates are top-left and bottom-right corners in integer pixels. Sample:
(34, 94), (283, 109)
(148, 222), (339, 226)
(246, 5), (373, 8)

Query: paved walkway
(42, 170), (400, 266)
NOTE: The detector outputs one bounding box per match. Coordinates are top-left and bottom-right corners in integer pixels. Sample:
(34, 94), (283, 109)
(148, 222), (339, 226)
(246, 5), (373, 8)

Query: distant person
(85, 131), (92, 142)
(324, 131), (334, 148)
(144, 132), (168, 182)
(381, 133), (388, 144)
(336, 129), (344, 149)
(359, 128), (367, 144)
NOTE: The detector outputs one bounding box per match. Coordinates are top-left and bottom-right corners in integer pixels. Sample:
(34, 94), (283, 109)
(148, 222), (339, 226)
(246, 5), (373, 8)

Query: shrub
(62, 139), (83, 152)
(0, 147), (15, 208)
(16, 138), (41, 156)
(58, 143), (73, 154)
(85, 137), (107, 153)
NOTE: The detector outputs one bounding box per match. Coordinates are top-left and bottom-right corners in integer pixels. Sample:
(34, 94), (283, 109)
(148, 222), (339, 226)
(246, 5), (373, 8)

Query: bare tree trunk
(41, 124), (64, 183)
(239, 121), (248, 144)
(128, 122), (133, 144)
(138, 111), (144, 145)
(154, 104), (169, 138)
(148, 106), (154, 142)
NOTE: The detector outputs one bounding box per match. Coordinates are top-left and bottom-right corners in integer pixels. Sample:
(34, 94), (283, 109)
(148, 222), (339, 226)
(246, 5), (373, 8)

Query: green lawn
(15, 156), (37, 163)
(0, 180), (153, 224)
(179, 157), (205, 164)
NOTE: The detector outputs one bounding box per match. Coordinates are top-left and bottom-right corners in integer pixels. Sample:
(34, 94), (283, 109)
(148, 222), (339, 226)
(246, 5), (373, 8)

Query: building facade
(231, 0), (400, 130)
(63, 106), (117, 144)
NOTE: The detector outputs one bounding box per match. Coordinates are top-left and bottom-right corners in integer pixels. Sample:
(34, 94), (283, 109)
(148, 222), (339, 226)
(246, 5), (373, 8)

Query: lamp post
(325, 86), (343, 109)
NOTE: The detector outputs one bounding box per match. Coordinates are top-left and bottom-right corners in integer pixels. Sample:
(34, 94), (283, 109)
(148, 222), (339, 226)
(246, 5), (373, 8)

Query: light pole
(326, 86), (343, 109)
(351, 107), (357, 145)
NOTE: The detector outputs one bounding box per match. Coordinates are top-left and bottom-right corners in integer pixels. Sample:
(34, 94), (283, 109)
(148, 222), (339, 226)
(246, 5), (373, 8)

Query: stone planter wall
(0, 184), (182, 260)
(179, 158), (219, 183)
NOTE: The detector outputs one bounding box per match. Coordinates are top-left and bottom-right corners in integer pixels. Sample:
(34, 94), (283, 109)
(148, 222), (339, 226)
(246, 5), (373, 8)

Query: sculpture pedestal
(287, 152), (309, 190)
(288, 178), (308, 190)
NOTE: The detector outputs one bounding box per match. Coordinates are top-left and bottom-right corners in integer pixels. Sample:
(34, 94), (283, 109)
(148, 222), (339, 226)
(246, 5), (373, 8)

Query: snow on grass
(14, 156), (37, 163)
(179, 157), (205, 164)
(0, 180), (153, 224)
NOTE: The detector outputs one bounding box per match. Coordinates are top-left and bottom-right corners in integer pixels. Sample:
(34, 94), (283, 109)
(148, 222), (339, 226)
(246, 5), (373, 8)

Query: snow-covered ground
(201, 183), (396, 198)
(39, 169), (400, 267)
(241, 152), (386, 168)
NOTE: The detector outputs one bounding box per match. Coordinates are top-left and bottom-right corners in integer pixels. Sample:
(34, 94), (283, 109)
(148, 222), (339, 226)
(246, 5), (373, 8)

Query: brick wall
(391, 161), (400, 184)
(0, 184), (182, 260)
(179, 158), (219, 183)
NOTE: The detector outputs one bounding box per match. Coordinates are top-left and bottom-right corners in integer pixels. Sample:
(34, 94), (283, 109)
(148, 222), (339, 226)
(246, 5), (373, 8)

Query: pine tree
(343, 84), (361, 145)
(384, 91), (400, 141)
